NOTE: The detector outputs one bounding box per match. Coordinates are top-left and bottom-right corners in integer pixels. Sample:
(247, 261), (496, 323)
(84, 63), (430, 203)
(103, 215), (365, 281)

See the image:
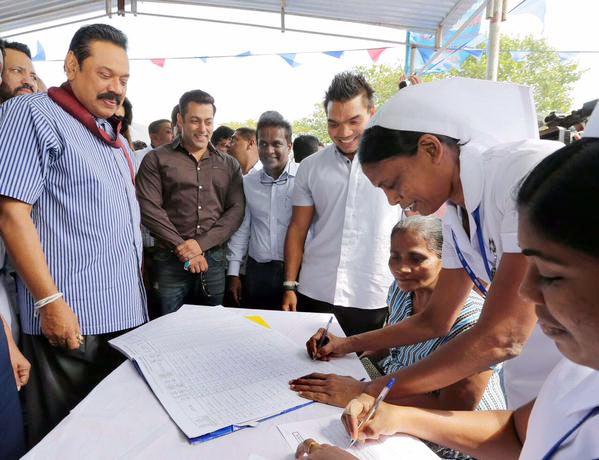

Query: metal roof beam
(416, 0), (489, 75)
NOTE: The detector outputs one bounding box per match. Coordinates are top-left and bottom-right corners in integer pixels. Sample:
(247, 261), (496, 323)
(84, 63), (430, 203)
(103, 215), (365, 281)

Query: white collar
(552, 358), (599, 417)
(260, 159), (297, 182)
(456, 144), (487, 214)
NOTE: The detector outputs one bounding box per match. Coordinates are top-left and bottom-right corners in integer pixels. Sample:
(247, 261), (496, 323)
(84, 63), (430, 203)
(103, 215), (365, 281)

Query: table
(24, 307), (370, 459)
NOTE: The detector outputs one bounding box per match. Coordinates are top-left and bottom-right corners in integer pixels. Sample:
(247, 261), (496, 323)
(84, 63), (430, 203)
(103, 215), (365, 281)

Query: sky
(5, 0), (598, 143)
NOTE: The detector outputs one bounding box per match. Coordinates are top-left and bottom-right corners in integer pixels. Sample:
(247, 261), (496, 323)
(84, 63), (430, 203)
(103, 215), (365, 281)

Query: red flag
(367, 48), (386, 63)
(151, 58), (166, 68)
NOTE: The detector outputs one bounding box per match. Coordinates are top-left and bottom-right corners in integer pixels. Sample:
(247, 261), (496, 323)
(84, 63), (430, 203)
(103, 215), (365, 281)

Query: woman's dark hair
(120, 97), (133, 133)
(171, 104), (180, 127)
(517, 138), (599, 258)
(359, 126), (461, 165)
(69, 24), (127, 65)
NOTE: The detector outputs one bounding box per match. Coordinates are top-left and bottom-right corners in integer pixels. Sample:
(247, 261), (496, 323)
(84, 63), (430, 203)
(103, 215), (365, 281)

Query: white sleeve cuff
(291, 196), (314, 207)
(227, 261), (241, 277)
(442, 256), (463, 269)
(500, 232), (521, 253)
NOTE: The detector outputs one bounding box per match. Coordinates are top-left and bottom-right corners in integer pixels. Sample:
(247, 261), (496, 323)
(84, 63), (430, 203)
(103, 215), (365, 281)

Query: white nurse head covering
(582, 104), (599, 138)
(367, 77), (539, 148)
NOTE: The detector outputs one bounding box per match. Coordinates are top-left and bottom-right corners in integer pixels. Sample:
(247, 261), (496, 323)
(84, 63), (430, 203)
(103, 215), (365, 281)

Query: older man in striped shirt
(0, 24), (147, 444)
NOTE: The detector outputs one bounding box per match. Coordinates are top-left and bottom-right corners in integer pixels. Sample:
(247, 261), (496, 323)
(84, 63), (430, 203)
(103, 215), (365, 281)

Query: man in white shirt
(228, 127), (263, 175)
(227, 111), (295, 308)
(134, 119), (174, 172)
(282, 72), (400, 335)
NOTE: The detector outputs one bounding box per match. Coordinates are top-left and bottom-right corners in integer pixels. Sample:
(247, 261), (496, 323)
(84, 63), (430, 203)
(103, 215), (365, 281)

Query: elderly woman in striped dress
(291, 216), (505, 415)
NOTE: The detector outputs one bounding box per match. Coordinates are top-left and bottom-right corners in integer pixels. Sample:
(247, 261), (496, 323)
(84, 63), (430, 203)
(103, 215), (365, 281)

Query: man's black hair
(256, 110), (292, 143)
(133, 140), (147, 150)
(5, 41), (32, 59)
(323, 71), (375, 114)
(293, 134), (320, 162)
(235, 127), (257, 142)
(148, 119), (171, 135)
(69, 24), (127, 66)
(178, 89), (216, 118)
(211, 125), (234, 145)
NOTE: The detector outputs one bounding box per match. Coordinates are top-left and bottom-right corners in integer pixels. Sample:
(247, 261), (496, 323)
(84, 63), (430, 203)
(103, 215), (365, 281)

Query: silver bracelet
(34, 292), (64, 317)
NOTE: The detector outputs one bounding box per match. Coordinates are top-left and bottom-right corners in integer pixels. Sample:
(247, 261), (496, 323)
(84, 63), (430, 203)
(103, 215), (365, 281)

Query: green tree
(292, 62), (406, 143)
(218, 119), (257, 130)
(443, 36), (583, 115)
(292, 36), (583, 138)
(292, 104), (329, 143)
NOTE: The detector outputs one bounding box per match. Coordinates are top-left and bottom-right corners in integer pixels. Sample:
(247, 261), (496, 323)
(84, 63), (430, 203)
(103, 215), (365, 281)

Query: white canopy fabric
(0, 0), (480, 37)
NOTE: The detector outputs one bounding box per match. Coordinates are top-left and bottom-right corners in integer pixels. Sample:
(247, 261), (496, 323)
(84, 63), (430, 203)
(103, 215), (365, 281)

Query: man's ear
(418, 133), (444, 165)
(248, 137), (256, 150)
(64, 51), (79, 81)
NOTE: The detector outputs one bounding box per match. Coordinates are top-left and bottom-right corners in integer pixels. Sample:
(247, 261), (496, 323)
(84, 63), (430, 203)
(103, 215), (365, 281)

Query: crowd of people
(0, 22), (597, 460)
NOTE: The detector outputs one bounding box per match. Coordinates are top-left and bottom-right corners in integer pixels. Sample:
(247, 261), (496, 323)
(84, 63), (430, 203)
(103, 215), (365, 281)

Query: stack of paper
(278, 415), (438, 460)
(110, 308), (344, 443)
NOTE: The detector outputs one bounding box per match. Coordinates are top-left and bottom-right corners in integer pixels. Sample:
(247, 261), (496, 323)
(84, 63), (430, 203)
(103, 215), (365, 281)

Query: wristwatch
(283, 281), (299, 291)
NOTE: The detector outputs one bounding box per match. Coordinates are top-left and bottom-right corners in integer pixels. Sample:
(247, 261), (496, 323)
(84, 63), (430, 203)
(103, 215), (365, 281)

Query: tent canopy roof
(0, 0), (480, 36)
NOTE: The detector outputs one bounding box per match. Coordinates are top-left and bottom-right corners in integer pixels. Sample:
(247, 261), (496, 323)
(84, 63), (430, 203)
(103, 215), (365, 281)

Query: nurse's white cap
(367, 77), (539, 147)
(582, 104), (599, 138)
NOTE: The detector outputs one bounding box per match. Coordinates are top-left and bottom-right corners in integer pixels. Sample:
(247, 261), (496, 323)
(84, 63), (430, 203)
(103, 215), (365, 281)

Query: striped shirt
(0, 93), (148, 335)
(381, 281), (505, 410)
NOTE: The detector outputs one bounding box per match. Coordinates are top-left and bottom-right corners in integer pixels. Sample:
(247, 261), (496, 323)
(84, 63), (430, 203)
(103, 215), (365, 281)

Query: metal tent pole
(486, 0), (506, 80)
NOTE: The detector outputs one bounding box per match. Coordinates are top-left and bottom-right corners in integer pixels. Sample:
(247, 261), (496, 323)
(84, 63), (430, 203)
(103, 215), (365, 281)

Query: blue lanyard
(451, 206), (494, 297)
(542, 406), (599, 459)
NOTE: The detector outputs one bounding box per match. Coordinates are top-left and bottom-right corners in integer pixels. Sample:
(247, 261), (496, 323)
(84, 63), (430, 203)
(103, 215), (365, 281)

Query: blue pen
(313, 316), (334, 360)
(347, 378), (396, 449)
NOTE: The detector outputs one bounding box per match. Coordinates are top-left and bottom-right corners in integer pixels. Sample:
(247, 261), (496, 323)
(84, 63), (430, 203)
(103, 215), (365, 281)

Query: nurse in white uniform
(350, 78), (563, 409)
(297, 110), (599, 460)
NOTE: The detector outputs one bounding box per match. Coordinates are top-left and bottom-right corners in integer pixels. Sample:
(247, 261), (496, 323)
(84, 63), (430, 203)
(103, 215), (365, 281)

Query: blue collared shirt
(226, 161), (298, 276)
(0, 93), (148, 335)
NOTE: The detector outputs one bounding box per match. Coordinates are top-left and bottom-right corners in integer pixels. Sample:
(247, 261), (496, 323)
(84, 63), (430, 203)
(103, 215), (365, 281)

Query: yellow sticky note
(244, 315), (271, 329)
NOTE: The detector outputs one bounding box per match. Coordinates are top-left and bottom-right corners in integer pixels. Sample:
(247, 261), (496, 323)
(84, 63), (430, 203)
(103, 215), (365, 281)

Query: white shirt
(0, 238), (19, 342)
(134, 145), (154, 172)
(292, 145), (400, 309)
(227, 161), (297, 276)
(521, 358), (599, 459)
(441, 139), (563, 409)
(247, 160), (263, 175)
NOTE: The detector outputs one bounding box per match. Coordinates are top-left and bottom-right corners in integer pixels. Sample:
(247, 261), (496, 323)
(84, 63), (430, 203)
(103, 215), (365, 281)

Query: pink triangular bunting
(151, 58), (166, 68)
(367, 48), (386, 63)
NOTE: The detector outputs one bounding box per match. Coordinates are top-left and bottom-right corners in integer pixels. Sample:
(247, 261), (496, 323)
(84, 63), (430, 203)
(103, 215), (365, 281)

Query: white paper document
(277, 415), (438, 460)
(109, 309), (344, 440)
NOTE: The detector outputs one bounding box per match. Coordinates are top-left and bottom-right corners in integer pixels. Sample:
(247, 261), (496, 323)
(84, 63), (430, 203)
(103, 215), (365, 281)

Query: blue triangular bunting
(323, 50), (344, 59)
(279, 53), (300, 67)
(32, 41), (46, 61)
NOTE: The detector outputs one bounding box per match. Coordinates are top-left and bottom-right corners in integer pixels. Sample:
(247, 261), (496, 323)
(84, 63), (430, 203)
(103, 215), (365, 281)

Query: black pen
(313, 316), (334, 360)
